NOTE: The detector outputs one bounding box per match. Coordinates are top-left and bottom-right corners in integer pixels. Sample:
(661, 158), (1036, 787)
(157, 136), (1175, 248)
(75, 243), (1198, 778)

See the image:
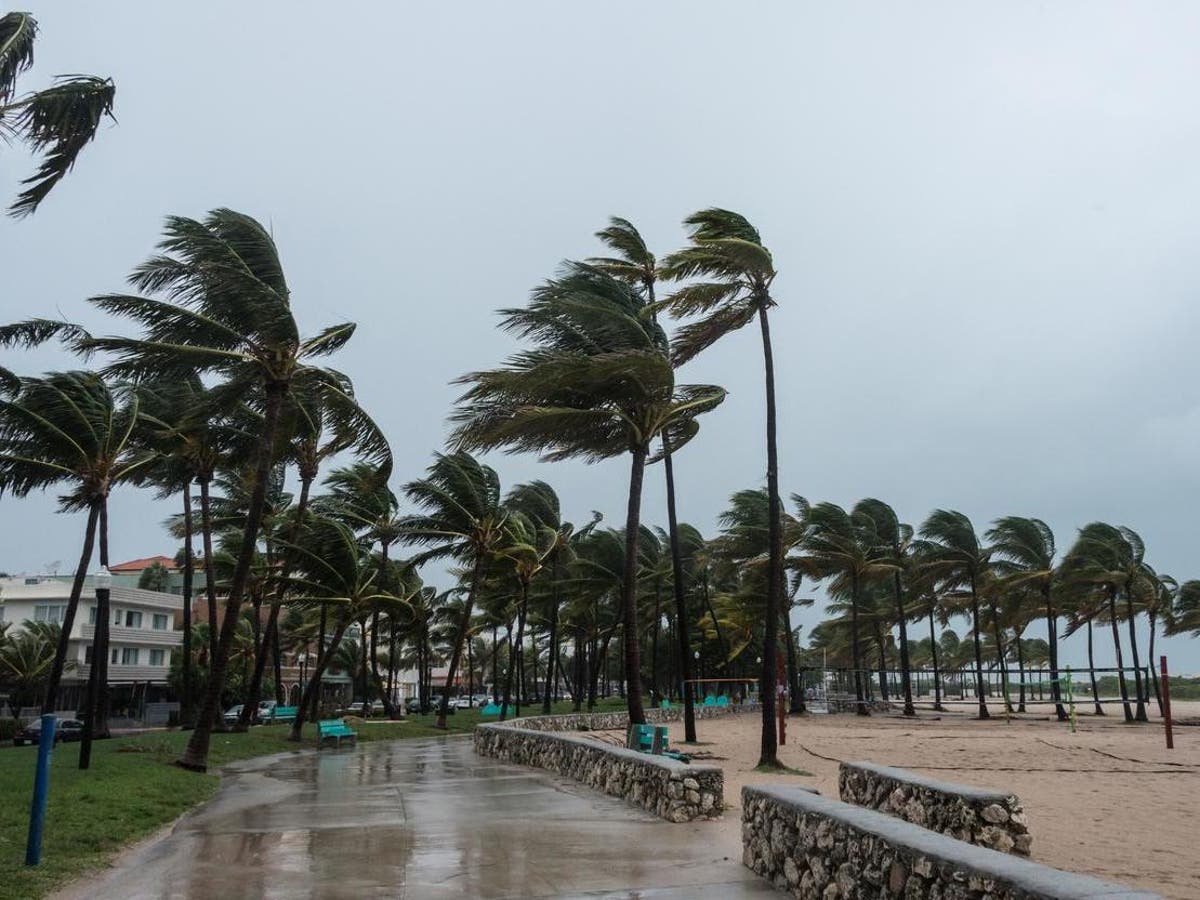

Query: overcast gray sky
(3, 2), (1199, 672)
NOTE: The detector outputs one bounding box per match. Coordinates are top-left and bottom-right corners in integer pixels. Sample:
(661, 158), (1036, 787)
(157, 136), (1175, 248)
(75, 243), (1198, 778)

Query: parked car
(222, 700), (275, 726)
(337, 700), (385, 717)
(472, 694), (490, 707)
(428, 696), (456, 714)
(13, 718), (85, 746)
(451, 696), (473, 709)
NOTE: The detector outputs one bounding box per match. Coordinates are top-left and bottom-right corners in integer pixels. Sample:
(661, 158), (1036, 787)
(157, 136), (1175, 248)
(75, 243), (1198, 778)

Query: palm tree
(0, 621), (63, 716)
(855, 499), (917, 716)
(283, 518), (413, 741)
(797, 502), (898, 715)
(590, 216), (700, 741)
(0, 371), (150, 714)
(659, 208), (783, 767)
(398, 452), (506, 728)
(84, 208), (361, 772)
(986, 517), (1067, 720)
(915, 510), (993, 719)
(906, 583), (947, 710)
(494, 511), (555, 719)
(451, 263), (724, 725)
(0, 11), (115, 216)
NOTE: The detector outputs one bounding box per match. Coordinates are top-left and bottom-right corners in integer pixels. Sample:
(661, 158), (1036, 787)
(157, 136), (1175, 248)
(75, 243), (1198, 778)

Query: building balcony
(71, 663), (171, 684)
(77, 624), (182, 646)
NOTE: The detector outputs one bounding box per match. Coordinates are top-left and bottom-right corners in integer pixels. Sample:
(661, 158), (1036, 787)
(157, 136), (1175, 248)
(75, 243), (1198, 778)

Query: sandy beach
(634, 701), (1200, 899)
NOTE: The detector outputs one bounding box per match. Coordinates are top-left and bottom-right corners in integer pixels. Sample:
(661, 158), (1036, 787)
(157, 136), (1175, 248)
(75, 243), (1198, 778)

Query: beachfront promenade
(64, 737), (770, 899)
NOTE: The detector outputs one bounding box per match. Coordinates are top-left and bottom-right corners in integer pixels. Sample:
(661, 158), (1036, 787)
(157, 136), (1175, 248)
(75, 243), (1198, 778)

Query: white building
(0, 575), (183, 716)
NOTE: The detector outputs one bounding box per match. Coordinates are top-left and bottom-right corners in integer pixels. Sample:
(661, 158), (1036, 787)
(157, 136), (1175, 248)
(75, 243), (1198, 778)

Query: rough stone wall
(509, 702), (754, 733)
(742, 784), (1159, 900)
(839, 762), (1031, 856)
(474, 722), (723, 822)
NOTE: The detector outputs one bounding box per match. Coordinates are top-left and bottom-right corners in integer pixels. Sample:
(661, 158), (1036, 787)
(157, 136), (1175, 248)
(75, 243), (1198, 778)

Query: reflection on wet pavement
(70, 737), (771, 899)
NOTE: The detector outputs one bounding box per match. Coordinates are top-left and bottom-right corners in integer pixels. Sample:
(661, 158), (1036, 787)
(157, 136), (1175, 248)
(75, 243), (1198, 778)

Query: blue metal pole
(25, 713), (57, 866)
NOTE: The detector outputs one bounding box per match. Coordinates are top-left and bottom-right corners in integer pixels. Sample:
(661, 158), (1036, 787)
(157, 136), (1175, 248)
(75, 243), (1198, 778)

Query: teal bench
(270, 706), (298, 723)
(317, 718), (358, 748)
(627, 723), (691, 763)
(480, 702), (502, 716)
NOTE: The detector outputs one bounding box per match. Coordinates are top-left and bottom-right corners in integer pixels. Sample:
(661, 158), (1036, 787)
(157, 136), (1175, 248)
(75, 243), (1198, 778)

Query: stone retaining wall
(474, 720), (723, 822)
(508, 701), (754, 732)
(839, 761), (1031, 856)
(743, 784), (1158, 899)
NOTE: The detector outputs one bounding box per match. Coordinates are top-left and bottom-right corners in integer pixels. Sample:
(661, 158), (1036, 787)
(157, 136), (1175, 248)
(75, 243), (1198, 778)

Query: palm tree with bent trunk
(659, 208), (784, 767)
(84, 209), (360, 772)
(0, 11), (115, 216)
(398, 452), (507, 729)
(0, 371), (151, 715)
(451, 263), (724, 726)
(915, 510), (994, 719)
(986, 516), (1067, 721)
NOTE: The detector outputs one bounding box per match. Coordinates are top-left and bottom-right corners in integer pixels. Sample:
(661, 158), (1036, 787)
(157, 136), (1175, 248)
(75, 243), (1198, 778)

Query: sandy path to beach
(605, 701), (1200, 898)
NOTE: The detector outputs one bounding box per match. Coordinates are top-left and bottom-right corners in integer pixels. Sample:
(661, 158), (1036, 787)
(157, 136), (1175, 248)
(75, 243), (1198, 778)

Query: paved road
(70, 736), (772, 899)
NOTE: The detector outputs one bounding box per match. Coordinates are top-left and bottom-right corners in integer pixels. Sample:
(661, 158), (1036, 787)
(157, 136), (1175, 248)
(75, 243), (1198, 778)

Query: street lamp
(78, 568), (112, 770)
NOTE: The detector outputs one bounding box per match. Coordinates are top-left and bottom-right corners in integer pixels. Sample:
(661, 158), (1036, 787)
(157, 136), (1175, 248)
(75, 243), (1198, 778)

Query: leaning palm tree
(915, 510), (993, 719)
(83, 208), (361, 772)
(589, 217), (700, 741)
(0, 11), (115, 216)
(494, 511), (555, 719)
(0, 371), (151, 714)
(659, 208), (783, 766)
(986, 517), (1067, 720)
(451, 262), (725, 726)
(397, 452), (507, 729)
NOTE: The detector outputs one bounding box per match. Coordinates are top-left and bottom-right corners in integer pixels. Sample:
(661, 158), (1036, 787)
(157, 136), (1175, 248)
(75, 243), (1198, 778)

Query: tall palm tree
(494, 511), (554, 719)
(0, 371), (150, 714)
(915, 510), (993, 719)
(986, 516), (1067, 720)
(84, 208), (361, 772)
(0, 11), (115, 216)
(451, 263), (724, 725)
(398, 452), (507, 729)
(855, 498), (917, 716)
(659, 208), (783, 767)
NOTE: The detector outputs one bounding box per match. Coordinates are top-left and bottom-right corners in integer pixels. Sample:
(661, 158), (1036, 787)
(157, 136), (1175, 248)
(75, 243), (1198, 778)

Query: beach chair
(716, 695), (729, 707)
(703, 695), (717, 707)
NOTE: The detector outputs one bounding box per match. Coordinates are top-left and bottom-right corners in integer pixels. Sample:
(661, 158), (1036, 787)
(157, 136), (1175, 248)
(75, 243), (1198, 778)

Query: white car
(451, 696), (474, 709)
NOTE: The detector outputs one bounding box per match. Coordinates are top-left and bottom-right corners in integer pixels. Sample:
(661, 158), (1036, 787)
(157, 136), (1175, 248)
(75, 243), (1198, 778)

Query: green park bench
(627, 723), (690, 763)
(270, 706), (298, 723)
(317, 718), (358, 748)
(480, 703), (502, 716)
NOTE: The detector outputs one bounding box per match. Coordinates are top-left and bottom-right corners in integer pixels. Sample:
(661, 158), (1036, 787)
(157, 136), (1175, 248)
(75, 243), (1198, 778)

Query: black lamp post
(78, 568), (111, 770)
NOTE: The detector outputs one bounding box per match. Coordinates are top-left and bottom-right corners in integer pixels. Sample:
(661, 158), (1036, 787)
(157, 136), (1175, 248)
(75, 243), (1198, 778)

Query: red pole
(1160, 655), (1173, 751)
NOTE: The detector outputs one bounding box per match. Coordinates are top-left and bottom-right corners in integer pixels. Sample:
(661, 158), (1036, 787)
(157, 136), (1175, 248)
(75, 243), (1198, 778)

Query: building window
(34, 604), (66, 623)
(111, 647), (120, 664)
(85, 645), (94, 664)
(88, 606), (97, 625)
(113, 608), (122, 626)
(152, 613), (169, 630)
(125, 611), (143, 628)
(149, 649), (165, 666)
(121, 648), (139, 665)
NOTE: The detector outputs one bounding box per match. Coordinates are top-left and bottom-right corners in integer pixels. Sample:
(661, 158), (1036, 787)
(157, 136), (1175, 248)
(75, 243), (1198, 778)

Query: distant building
(0, 575), (183, 719)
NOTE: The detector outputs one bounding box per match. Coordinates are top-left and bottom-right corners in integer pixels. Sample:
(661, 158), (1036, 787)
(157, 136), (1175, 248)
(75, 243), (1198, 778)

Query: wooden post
(1161, 655), (1173, 751)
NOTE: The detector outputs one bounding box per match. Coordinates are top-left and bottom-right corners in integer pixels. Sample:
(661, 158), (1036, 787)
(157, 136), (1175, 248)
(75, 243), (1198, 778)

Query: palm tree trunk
(757, 304), (784, 767)
(1106, 588), (1133, 722)
(1015, 634), (1026, 712)
(1045, 583), (1067, 721)
(372, 541), (396, 719)
(968, 574), (990, 719)
(1123, 591), (1148, 722)
(198, 475), (219, 664)
(491, 624), (499, 704)
(784, 600), (803, 714)
(358, 617), (371, 717)
(43, 500), (101, 715)
(181, 482), (196, 728)
(660, 443), (698, 739)
(542, 556), (560, 715)
(928, 609), (944, 711)
(312, 603), (327, 719)
(875, 624), (889, 703)
(1147, 612), (1163, 715)
(435, 555), (484, 729)
(621, 445), (649, 725)
(990, 610), (1012, 713)
(1086, 619), (1104, 715)
(290, 618), (350, 741)
(179, 380), (287, 772)
(573, 627), (585, 711)
(849, 573), (868, 716)
(892, 572), (915, 716)
(650, 580), (661, 705)
(502, 588), (529, 720)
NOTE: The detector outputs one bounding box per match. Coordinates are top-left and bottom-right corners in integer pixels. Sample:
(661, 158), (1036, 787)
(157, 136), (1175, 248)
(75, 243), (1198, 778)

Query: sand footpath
(652, 700), (1200, 899)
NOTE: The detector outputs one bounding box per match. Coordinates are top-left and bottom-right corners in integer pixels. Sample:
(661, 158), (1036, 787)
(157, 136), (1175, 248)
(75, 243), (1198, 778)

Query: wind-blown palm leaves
(659, 208), (783, 766)
(398, 452), (506, 728)
(0, 371), (151, 714)
(0, 11), (116, 216)
(915, 510), (994, 719)
(451, 262), (724, 725)
(80, 208), (360, 772)
(986, 516), (1067, 721)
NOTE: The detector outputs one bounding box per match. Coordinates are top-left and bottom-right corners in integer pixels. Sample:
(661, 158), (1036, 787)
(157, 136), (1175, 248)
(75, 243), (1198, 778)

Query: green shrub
(0, 718), (22, 742)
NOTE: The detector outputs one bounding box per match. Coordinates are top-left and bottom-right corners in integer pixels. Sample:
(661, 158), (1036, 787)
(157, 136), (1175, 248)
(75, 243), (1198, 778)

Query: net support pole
(1160, 655), (1173, 751)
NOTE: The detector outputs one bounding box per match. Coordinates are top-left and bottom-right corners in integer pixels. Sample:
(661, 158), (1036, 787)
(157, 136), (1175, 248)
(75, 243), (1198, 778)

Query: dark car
(12, 718), (85, 746)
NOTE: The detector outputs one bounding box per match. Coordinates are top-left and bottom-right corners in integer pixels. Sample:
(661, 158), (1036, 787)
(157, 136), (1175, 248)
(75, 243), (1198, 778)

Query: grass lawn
(0, 698), (624, 899)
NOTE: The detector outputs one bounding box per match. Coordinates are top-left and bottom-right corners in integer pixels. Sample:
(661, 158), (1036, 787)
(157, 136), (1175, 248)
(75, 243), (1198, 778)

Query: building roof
(109, 555), (177, 573)
(0, 577), (182, 610)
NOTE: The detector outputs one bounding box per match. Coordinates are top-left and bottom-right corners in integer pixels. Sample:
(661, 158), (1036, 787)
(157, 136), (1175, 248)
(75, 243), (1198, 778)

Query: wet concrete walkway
(70, 736), (772, 899)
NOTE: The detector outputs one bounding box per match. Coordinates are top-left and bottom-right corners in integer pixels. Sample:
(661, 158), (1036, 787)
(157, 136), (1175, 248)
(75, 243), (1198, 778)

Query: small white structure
(0, 574), (183, 715)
